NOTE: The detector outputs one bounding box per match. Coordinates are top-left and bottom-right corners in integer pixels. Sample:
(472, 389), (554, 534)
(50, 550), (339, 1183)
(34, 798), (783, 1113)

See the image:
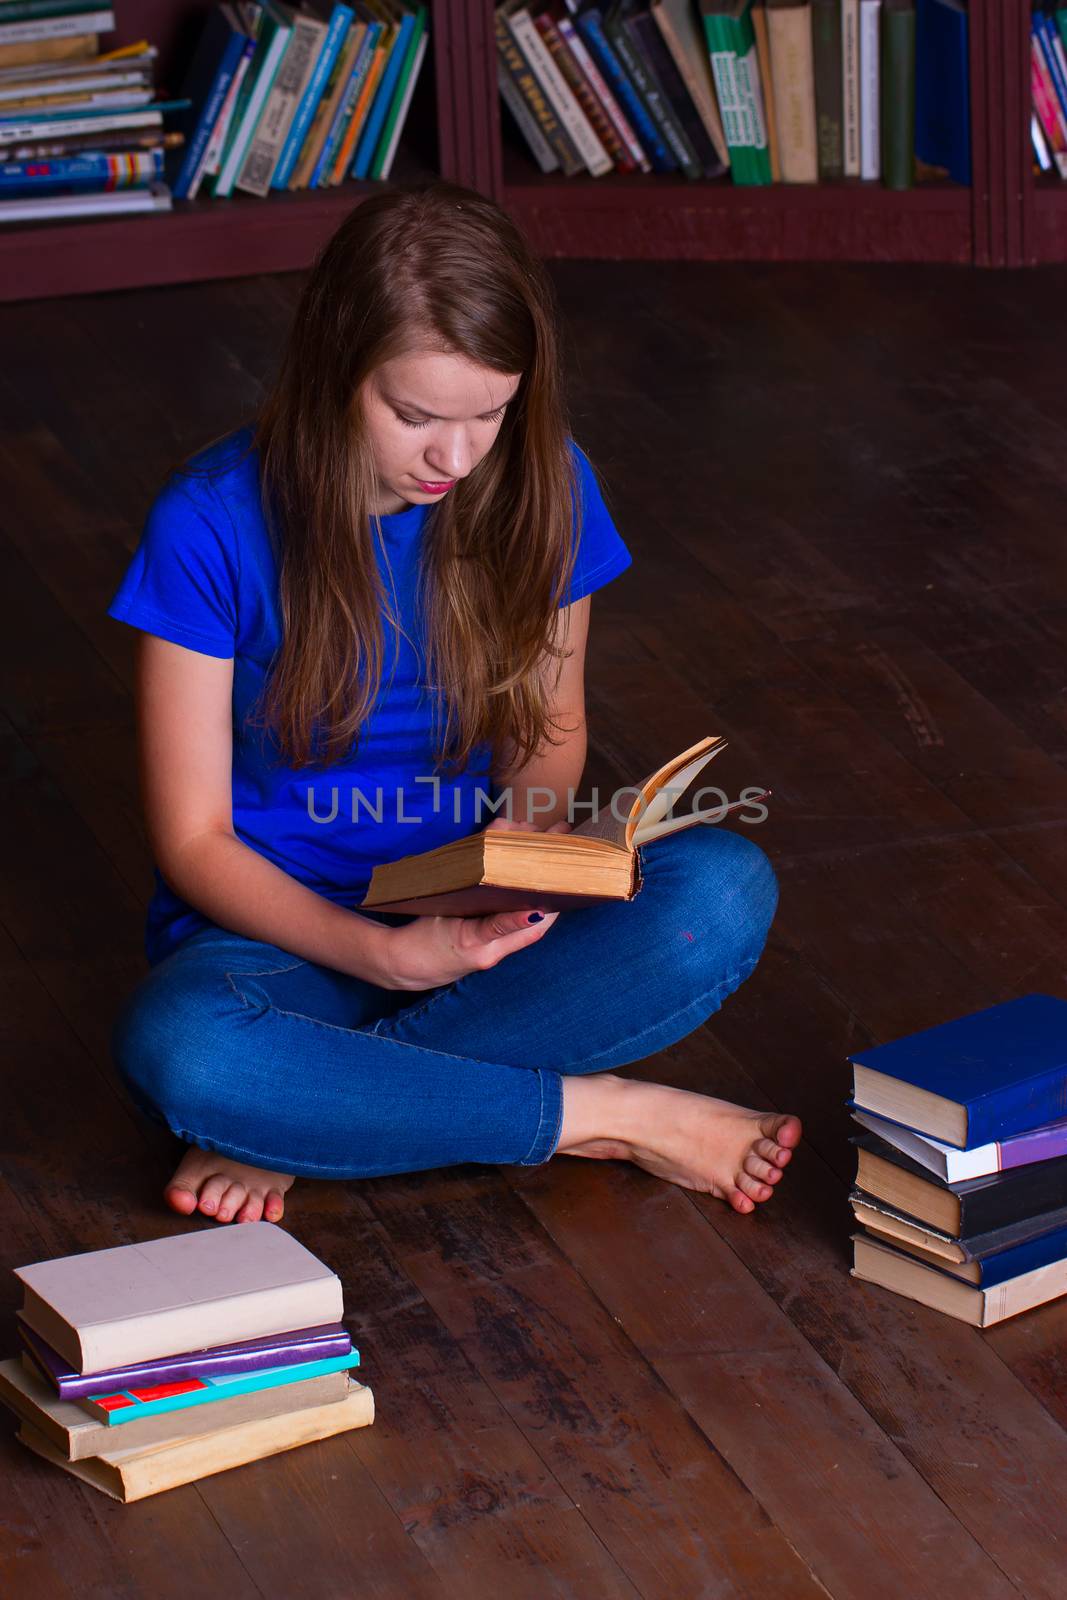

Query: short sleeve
(561, 440), (633, 607)
(107, 476), (239, 659)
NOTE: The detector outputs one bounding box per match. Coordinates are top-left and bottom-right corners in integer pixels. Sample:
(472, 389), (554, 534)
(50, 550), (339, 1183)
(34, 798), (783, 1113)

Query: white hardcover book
(237, 9), (324, 197)
(0, 11), (115, 46)
(0, 180), (171, 222)
(841, 0), (860, 175)
(380, 32), (428, 181)
(858, 0), (880, 180)
(497, 56), (558, 173)
(15, 1223), (343, 1373)
(0, 108), (162, 145)
(196, 26), (257, 187)
(507, 6), (612, 176)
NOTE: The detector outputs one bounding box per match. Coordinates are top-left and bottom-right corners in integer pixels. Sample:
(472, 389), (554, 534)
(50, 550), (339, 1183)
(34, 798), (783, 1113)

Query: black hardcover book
(625, 5), (727, 176)
(605, 0), (698, 176)
(850, 1189), (1067, 1262)
(851, 1130), (1067, 1237)
(811, 0), (844, 178)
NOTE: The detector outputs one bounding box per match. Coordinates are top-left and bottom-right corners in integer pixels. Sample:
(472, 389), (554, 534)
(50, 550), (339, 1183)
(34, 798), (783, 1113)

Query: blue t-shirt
(107, 426), (632, 966)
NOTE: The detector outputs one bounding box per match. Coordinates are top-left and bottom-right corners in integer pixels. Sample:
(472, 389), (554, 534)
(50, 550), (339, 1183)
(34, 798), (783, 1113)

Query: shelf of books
(1023, 0), (1067, 264)
(0, 0), (443, 302)
(492, 0), (984, 265)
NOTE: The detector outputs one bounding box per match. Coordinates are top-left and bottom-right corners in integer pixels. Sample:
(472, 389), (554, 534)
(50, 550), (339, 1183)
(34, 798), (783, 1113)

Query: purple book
(17, 1314), (352, 1400)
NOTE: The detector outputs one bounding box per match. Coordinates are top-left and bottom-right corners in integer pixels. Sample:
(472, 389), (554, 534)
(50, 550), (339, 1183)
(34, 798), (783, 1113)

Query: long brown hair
(249, 180), (578, 776)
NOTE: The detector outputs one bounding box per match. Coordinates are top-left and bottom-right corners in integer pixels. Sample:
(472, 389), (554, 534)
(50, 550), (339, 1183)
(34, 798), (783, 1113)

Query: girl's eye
(396, 407), (507, 429)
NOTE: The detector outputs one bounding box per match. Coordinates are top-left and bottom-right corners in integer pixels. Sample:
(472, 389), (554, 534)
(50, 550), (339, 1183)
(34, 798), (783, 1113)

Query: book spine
(370, 8), (427, 181)
(766, 2), (818, 184)
(559, 14), (649, 170)
(973, 1222), (1067, 1288)
(89, 1350), (361, 1425)
(1033, 108), (1053, 172)
(0, 108), (164, 143)
(858, 0), (880, 178)
(652, 0), (729, 166)
(330, 24), (390, 183)
(750, 0), (780, 181)
(272, 3), (353, 189)
(1032, 35), (1067, 179)
(173, 30), (247, 201)
(879, 0), (913, 190)
(216, 20), (290, 197)
(969, 1064), (1067, 1149)
(811, 0), (843, 177)
(702, 19), (748, 183)
(350, 14), (415, 180)
(0, 0), (104, 18)
(498, 55), (558, 171)
(379, 29), (427, 180)
(291, 20), (359, 189)
(574, 5), (673, 171)
(734, 38), (772, 183)
(841, 0), (859, 173)
(496, 11), (576, 172)
(1040, 13), (1067, 137)
(0, 147), (159, 193)
(609, 6), (696, 177)
(539, 10), (632, 172)
(313, 22), (378, 187)
(197, 40), (256, 188)
(628, 7), (722, 176)
(237, 14), (322, 196)
(509, 6), (612, 174)
(0, 9), (113, 45)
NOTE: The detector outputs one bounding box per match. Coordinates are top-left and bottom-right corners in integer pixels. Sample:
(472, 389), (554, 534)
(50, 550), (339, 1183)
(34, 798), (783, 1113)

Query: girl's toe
(196, 1174), (230, 1216)
(736, 1171), (773, 1203)
(265, 1190), (286, 1222)
(744, 1152), (779, 1183)
(215, 1182), (247, 1223)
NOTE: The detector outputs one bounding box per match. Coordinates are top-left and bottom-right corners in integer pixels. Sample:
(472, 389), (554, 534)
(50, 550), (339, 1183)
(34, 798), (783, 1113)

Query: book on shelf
(914, 0), (968, 184)
(765, 0), (817, 184)
(543, 1), (635, 173)
(849, 994), (1067, 1149)
(849, 1105), (1067, 1184)
(851, 1231), (1067, 1327)
(622, 0), (726, 177)
(749, 0), (780, 178)
(810, 0), (843, 178)
(0, 7), (115, 49)
(559, 7), (650, 170)
(699, 0), (772, 185)
(651, 0), (730, 168)
(841, 0), (860, 172)
(571, 1), (675, 172)
(14, 1220), (343, 1372)
(360, 735), (770, 916)
(880, 0), (914, 191)
(18, 1383), (374, 1502)
(851, 1129), (1067, 1238)
(3, 1223), (375, 1500)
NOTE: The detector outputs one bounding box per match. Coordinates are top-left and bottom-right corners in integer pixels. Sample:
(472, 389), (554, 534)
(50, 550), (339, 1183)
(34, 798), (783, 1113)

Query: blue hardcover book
(572, 2), (676, 173)
(170, 8), (250, 200)
(849, 994), (1067, 1150)
(349, 6), (415, 180)
(914, 0), (969, 185)
(0, 150), (162, 196)
(1038, 12), (1067, 131)
(272, 1), (355, 189)
(89, 1348), (361, 1426)
(950, 1221), (1067, 1288)
(311, 16), (381, 187)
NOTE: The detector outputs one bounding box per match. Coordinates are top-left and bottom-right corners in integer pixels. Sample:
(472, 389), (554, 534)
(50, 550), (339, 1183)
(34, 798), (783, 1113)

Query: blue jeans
(111, 827), (778, 1180)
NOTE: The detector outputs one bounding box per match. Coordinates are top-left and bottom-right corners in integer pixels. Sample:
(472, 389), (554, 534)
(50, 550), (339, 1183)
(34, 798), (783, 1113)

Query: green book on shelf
(811, 0), (843, 178)
(369, 2), (426, 180)
(698, 0), (772, 184)
(880, 0), (915, 190)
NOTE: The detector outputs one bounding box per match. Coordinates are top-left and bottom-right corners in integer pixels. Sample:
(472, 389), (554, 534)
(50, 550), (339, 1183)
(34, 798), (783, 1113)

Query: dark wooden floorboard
(4, 258), (1067, 1594)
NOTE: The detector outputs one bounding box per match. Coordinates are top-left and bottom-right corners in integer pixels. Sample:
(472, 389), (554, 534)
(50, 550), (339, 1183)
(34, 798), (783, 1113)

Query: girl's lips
(415, 478), (455, 492)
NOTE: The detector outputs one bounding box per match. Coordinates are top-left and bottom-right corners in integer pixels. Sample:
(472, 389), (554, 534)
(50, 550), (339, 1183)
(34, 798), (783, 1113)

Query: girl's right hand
(377, 906), (560, 991)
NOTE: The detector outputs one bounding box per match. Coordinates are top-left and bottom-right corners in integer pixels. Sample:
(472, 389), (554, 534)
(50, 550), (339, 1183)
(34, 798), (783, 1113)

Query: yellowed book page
(17, 1382), (374, 1502)
(571, 737), (727, 847)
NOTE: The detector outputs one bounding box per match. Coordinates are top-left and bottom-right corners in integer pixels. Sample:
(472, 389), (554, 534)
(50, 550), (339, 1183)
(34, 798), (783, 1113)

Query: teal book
(86, 1348), (361, 1426)
(698, 0), (771, 183)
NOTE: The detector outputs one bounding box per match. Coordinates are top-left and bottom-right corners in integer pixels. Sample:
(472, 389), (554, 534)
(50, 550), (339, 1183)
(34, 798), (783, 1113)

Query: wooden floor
(2, 257), (1067, 1598)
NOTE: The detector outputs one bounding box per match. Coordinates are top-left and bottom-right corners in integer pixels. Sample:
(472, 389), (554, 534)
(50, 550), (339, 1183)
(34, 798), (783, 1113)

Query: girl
(108, 181), (801, 1228)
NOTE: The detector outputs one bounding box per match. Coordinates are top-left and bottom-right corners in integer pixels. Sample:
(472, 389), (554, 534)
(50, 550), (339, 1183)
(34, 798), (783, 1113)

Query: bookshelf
(0, 1), (1039, 300)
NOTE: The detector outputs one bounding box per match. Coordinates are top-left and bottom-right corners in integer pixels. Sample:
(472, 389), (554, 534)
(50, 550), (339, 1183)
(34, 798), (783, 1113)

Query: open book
(359, 736), (769, 916)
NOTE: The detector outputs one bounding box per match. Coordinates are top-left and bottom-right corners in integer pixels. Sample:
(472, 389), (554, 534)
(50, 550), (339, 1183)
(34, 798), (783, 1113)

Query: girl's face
(361, 349), (521, 515)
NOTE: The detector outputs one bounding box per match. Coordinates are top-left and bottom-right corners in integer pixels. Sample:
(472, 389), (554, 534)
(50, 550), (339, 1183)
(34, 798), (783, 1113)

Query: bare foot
(164, 1146), (295, 1225)
(559, 1075), (802, 1216)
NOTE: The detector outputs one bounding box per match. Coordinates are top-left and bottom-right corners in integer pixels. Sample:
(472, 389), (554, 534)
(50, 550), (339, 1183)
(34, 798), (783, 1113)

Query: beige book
(750, 0), (782, 181)
(17, 1381), (374, 1502)
(361, 736), (769, 916)
(650, 0), (729, 167)
(851, 1233), (1067, 1326)
(849, 1196), (969, 1264)
(0, 1355), (351, 1462)
(0, 33), (96, 69)
(765, 0), (818, 182)
(15, 1222), (343, 1375)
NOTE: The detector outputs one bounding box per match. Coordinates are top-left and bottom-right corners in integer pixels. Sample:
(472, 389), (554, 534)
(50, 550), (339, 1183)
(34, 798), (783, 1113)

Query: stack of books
(0, 1223), (373, 1501)
(1030, 5), (1067, 180)
(170, 0), (429, 203)
(0, 8), (185, 224)
(496, 0), (970, 190)
(848, 993), (1067, 1328)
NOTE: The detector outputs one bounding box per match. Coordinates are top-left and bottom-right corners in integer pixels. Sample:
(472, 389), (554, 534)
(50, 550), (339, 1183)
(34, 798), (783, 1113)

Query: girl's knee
(642, 825), (779, 967)
(110, 967), (232, 1130)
